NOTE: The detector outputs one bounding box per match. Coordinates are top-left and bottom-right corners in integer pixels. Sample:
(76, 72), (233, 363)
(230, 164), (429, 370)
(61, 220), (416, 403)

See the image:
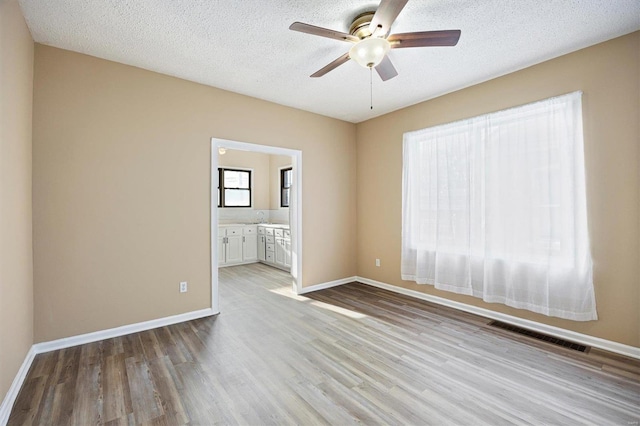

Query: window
(218, 168), (251, 207)
(280, 167), (292, 207)
(401, 91), (596, 321)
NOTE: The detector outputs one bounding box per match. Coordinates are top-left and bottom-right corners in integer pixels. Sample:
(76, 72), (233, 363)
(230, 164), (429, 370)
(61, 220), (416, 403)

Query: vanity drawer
(265, 228), (275, 236)
(257, 227), (265, 235)
(275, 229), (284, 237)
(284, 229), (291, 238)
(266, 252), (274, 262)
(225, 227), (242, 236)
(266, 243), (275, 252)
(243, 226), (256, 235)
(266, 235), (275, 244)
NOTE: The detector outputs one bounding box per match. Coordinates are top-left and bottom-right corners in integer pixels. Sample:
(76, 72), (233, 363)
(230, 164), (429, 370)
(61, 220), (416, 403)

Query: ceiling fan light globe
(349, 37), (390, 68)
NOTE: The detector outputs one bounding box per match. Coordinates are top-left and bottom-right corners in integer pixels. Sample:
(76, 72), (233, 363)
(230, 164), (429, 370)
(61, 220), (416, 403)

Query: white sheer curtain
(401, 91), (596, 321)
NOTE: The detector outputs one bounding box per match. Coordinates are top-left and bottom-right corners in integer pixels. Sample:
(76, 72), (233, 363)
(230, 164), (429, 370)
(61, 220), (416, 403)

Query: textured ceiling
(19, 0), (640, 123)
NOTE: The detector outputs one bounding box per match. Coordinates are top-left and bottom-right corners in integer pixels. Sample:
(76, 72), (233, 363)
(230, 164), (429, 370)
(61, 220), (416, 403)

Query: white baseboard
(357, 276), (640, 360)
(0, 307), (218, 426)
(0, 346), (36, 426)
(297, 276), (357, 295)
(34, 308), (217, 354)
(219, 260), (259, 268)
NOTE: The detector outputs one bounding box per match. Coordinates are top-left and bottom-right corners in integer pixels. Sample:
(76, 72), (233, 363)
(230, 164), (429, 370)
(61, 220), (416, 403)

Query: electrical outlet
(375, 259), (381, 267)
(180, 281), (188, 293)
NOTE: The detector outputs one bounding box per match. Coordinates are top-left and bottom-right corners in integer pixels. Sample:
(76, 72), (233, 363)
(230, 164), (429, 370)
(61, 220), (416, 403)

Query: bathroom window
(280, 167), (292, 207)
(218, 168), (252, 207)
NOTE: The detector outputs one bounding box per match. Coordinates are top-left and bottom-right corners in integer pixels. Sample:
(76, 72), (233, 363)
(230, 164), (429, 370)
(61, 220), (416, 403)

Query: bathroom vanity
(218, 223), (290, 272)
(257, 224), (291, 271)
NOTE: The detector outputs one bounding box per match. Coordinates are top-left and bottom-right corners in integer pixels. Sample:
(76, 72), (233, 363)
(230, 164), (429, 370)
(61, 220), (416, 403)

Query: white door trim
(211, 138), (303, 313)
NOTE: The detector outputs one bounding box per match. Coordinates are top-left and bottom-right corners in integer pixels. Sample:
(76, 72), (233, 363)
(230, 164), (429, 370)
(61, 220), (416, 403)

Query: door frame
(210, 138), (303, 313)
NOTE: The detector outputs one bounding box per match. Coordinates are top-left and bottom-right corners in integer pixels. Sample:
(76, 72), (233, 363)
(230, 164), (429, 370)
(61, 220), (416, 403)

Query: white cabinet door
(257, 235), (266, 261)
(283, 239), (291, 268)
(218, 237), (226, 265)
(275, 238), (286, 266)
(226, 235), (243, 264)
(243, 234), (258, 262)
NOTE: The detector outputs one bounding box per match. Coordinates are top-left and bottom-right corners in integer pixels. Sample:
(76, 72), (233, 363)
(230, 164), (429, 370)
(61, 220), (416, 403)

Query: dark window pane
(281, 167), (292, 207)
(219, 168), (251, 207)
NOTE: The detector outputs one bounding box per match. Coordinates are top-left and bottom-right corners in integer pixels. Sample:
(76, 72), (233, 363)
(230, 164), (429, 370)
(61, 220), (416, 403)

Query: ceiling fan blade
(375, 55), (398, 81)
(289, 22), (359, 43)
(388, 30), (461, 48)
(369, 0), (409, 36)
(310, 52), (351, 77)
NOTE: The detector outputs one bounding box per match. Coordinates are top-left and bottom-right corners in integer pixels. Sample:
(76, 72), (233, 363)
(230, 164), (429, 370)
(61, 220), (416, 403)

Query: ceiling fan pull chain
(370, 67), (373, 110)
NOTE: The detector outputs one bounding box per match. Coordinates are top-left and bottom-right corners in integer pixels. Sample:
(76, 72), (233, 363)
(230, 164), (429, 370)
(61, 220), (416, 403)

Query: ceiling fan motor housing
(349, 12), (376, 39)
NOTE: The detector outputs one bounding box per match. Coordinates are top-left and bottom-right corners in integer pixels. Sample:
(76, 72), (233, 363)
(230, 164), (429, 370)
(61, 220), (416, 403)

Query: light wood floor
(9, 263), (640, 425)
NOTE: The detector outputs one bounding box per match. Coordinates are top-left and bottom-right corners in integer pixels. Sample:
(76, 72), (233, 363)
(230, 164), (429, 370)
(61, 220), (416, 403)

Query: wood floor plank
(146, 357), (188, 425)
(173, 361), (237, 425)
(102, 354), (129, 424)
(70, 343), (103, 426)
(8, 263), (640, 425)
(124, 357), (162, 424)
(7, 375), (47, 426)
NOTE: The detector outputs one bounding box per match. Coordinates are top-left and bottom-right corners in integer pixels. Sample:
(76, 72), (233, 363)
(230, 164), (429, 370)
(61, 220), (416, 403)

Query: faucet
(256, 211), (265, 224)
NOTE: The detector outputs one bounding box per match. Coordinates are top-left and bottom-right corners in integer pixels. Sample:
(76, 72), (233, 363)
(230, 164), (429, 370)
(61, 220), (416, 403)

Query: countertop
(218, 223), (290, 229)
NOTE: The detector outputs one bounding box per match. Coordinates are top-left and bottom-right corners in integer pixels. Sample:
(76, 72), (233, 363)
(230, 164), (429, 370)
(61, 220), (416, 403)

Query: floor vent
(488, 321), (588, 353)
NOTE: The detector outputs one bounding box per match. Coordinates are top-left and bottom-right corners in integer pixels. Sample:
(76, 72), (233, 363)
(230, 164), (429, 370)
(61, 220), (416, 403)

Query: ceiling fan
(289, 0), (461, 81)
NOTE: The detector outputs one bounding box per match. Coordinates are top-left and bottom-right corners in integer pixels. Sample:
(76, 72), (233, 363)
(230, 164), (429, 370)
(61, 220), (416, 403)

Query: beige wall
(356, 32), (640, 347)
(23, 26), (640, 349)
(0, 0), (34, 401)
(32, 45), (357, 343)
(269, 155), (292, 210)
(218, 150), (270, 209)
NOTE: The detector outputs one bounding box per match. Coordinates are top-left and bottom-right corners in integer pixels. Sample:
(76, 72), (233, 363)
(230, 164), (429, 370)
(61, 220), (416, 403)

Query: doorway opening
(210, 138), (303, 314)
